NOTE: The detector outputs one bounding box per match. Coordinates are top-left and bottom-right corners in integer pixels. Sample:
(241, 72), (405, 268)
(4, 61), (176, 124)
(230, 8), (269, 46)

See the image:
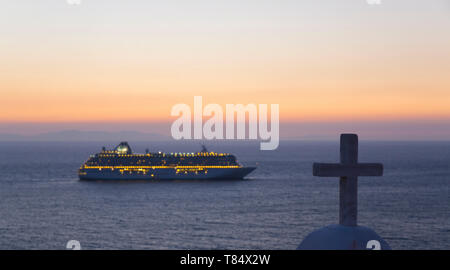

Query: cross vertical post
(339, 134), (358, 226)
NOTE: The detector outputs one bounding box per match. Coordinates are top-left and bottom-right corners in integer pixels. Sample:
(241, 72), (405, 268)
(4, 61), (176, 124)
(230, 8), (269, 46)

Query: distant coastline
(1, 130), (450, 142)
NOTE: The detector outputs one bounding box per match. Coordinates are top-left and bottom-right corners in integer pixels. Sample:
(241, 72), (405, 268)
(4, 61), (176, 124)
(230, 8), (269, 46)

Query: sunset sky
(1, 0), (450, 139)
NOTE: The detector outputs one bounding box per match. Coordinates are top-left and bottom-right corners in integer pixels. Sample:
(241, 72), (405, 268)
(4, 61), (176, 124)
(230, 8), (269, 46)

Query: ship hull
(79, 167), (256, 181)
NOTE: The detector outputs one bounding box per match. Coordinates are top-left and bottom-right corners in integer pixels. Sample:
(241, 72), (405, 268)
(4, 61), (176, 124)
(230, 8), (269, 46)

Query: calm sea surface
(0, 140), (449, 250)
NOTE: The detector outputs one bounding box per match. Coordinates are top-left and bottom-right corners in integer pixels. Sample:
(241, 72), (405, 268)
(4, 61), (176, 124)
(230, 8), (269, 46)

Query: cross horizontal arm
(313, 163), (383, 177)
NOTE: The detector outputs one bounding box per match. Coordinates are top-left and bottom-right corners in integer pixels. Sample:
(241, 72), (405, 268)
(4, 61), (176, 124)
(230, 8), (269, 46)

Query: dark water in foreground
(0, 140), (449, 250)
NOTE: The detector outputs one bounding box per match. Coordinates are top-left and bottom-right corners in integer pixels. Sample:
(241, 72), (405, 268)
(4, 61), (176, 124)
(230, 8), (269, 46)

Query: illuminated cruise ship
(78, 142), (256, 180)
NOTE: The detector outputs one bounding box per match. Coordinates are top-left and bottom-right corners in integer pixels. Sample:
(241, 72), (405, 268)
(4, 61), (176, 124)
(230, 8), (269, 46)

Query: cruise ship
(78, 142), (256, 180)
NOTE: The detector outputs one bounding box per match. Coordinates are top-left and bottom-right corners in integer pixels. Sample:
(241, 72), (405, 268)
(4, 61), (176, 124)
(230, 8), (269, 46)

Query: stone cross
(313, 134), (383, 227)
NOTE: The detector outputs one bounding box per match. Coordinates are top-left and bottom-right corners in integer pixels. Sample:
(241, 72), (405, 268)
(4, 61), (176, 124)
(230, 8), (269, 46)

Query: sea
(0, 140), (449, 250)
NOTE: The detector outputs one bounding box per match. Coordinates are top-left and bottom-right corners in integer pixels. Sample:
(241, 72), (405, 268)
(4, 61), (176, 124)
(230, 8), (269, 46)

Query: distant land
(0, 130), (170, 142)
(1, 129), (449, 142)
